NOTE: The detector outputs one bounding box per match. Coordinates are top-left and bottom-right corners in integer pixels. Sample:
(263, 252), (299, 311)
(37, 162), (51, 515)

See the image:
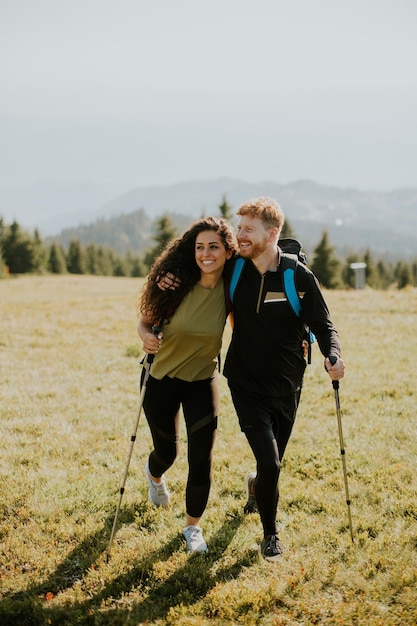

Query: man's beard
(238, 238), (269, 260)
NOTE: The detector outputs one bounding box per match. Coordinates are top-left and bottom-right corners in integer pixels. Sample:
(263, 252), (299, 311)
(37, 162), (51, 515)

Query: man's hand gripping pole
(329, 355), (354, 543)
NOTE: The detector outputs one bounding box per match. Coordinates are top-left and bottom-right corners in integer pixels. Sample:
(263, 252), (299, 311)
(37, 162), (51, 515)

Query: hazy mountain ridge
(94, 178), (417, 235)
(90, 179), (417, 252)
(4, 178), (417, 260)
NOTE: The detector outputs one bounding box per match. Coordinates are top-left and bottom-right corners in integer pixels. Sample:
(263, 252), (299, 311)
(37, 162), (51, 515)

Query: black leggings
(143, 373), (218, 519)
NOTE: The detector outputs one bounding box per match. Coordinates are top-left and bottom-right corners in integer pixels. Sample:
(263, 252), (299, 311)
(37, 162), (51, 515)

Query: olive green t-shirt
(150, 280), (226, 382)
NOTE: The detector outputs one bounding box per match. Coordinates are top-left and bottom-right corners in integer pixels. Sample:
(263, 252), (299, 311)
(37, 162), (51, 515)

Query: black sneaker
(260, 535), (284, 562)
(243, 472), (258, 514)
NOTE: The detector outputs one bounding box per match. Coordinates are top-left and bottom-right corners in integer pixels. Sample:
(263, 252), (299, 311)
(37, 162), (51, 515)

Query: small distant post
(350, 262), (366, 289)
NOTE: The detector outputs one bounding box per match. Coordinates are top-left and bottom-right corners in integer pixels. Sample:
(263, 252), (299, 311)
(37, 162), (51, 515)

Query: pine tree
(84, 244), (97, 275)
(1, 220), (37, 273)
(143, 215), (178, 269)
(395, 261), (413, 289)
(412, 260), (417, 287)
(310, 230), (342, 289)
(363, 249), (380, 288)
(48, 243), (67, 273)
(32, 228), (47, 272)
(0, 218), (6, 277)
(280, 218), (296, 239)
(376, 260), (394, 289)
(113, 258), (128, 276)
(66, 240), (86, 274)
(218, 195), (234, 221)
(97, 246), (116, 276)
(125, 251), (146, 277)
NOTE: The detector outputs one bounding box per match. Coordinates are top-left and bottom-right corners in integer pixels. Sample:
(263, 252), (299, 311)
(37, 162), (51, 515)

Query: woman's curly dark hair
(138, 216), (237, 324)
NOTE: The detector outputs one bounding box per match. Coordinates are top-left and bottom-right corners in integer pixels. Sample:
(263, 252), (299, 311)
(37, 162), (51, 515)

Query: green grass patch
(1, 276), (416, 625)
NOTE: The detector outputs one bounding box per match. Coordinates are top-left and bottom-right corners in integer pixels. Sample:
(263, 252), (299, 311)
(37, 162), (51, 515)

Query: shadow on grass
(0, 506), (132, 626)
(0, 507), (254, 625)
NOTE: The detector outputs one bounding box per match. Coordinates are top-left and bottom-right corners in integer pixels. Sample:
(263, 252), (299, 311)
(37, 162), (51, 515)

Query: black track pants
(229, 384), (301, 537)
(143, 373), (218, 519)
(244, 428), (281, 537)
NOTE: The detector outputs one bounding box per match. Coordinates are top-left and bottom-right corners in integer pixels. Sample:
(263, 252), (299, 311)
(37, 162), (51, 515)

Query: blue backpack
(228, 238), (316, 363)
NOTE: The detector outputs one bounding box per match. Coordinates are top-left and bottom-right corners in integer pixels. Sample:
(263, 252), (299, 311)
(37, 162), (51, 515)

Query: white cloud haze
(1, 0), (416, 207)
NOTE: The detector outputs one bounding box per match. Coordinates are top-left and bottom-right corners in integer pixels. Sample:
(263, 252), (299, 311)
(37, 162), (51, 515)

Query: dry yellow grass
(1, 275), (416, 625)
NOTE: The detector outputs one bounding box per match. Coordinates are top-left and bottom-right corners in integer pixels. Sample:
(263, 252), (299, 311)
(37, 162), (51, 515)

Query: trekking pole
(329, 355), (354, 543)
(107, 322), (163, 560)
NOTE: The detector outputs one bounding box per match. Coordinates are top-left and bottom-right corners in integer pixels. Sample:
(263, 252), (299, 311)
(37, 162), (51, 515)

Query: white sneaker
(182, 525), (208, 553)
(145, 460), (170, 507)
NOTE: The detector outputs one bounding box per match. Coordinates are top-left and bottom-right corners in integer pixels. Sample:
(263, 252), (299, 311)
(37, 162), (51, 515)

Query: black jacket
(223, 255), (341, 396)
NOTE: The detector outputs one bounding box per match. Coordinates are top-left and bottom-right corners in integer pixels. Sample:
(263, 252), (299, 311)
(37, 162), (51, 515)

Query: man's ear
(267, 226), (279, 242)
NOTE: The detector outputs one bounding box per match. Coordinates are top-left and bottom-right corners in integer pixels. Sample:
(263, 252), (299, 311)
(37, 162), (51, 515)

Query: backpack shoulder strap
(281, 252), (315, 363)
(281, 253), (302, 316)
(229, 257), (246, 303)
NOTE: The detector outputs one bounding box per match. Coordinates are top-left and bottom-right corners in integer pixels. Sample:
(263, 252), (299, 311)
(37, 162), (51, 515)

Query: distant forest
(1, 201), (416, 289)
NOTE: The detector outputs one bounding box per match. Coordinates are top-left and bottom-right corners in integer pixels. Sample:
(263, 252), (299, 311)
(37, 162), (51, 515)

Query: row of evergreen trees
(0, 215), (176, 280)
(1, 211), (416, 289)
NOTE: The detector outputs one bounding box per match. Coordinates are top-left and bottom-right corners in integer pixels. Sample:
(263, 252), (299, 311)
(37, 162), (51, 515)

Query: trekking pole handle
(147, 323), (163, 365)
(328, 355), (339, 390)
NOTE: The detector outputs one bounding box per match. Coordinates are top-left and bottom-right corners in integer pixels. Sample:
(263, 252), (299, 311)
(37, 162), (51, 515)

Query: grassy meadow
(0, 275), (416, 625)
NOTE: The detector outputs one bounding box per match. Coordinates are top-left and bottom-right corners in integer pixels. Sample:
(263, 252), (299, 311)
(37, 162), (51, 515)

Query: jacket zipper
(256, 274), (265, 314)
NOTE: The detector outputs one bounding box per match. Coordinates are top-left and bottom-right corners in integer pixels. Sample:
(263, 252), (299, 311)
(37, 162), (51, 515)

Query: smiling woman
(136, 217), (237, 553)
(195, 231), (233, 289)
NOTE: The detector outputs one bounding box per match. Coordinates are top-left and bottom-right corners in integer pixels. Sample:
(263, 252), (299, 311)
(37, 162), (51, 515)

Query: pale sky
(1, 0), (416, 196)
